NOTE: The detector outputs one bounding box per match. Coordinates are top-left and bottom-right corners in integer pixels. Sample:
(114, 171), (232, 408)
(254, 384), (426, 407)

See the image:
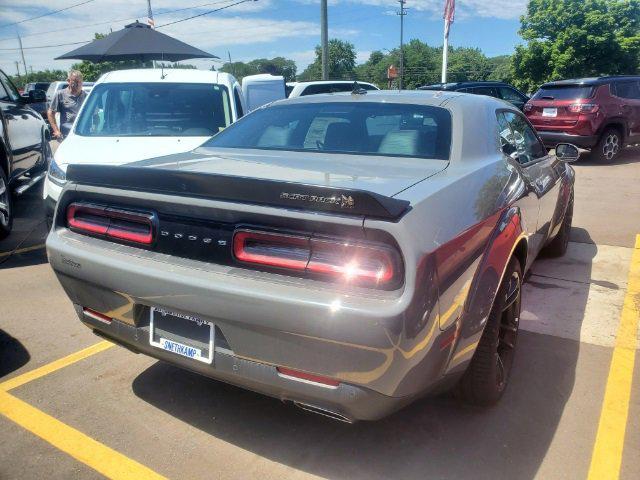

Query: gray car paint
(46, 90), (574, 420)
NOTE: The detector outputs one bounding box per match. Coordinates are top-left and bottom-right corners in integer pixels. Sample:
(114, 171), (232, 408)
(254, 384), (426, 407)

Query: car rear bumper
(46, 229), (455, 421)
(536, 131), (599, 149)
(76, 303), (415, 422)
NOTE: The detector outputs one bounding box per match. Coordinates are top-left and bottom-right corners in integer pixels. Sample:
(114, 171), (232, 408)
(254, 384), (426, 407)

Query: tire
(0, 168), (13, 240)
(457, 258), (522, 406)
(593, 128), (622, 163)
(543, 194), (573, 257)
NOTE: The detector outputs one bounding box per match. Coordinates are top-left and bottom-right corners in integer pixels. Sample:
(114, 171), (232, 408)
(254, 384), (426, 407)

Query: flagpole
(441, 19), (448, 83)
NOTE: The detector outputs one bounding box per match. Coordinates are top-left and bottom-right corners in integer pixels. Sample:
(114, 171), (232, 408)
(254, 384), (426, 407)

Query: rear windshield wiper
(540, 95), (555, 100)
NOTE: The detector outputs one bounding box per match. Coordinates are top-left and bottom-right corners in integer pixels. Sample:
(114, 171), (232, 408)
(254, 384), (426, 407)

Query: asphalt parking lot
(1, 148), (639, 480)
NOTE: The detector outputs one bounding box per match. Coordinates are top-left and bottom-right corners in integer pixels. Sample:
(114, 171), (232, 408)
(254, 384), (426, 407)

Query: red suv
(524, 76), (640, 162)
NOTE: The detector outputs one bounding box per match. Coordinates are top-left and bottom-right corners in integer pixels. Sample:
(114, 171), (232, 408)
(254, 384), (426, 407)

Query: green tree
(299, 39), (357, 80)
(220, 56), (297, 82)
(10, 69), (68, 89)
(512, 0), (640, 93)
(487, 55), (514, 83)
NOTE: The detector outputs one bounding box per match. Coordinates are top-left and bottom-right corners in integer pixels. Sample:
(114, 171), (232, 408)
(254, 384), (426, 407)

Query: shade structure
(55, 21), (218, 63)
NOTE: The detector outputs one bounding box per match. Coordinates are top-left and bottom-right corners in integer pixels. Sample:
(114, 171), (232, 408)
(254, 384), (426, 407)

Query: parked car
(525, 76), (640, 162)
(43, 68), (245, 225)
(0, 69), (51, 239)
(47, 91), (578, 421)
(22, 82), (51, 121)
(418, 81), (530, 110)
(287, 80), (379, 97)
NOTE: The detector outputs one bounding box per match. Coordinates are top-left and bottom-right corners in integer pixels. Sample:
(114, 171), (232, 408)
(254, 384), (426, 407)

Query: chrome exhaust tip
(293, 401), (353, 423)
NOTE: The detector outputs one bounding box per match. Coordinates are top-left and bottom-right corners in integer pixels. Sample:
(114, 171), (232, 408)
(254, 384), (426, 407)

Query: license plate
(149, 307), (214, 364)
(542, 108), (557, 117)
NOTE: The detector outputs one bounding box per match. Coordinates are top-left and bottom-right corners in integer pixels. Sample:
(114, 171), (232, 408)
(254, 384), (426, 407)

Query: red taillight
(277, 367), (340, 387)
(568, 103), (599, 114)
(67, 202), (154, 245)
(232, 229), (401, 289)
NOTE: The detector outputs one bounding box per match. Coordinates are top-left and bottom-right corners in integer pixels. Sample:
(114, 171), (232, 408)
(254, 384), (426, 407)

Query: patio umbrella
(55, 21), (218, 62)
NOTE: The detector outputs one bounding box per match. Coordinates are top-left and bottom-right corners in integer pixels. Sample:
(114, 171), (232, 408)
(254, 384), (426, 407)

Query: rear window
(204, 102), (451, 160)
(75, 82), (232, 137)
(532, 85), (595, 100)
(300, 83), (376, 96)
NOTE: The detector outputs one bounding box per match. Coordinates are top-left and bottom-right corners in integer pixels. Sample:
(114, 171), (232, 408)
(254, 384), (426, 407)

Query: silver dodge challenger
(46, 90), (578, 422)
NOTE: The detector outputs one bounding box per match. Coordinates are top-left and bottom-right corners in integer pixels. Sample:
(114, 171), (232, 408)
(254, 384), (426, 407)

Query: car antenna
(352, 81), (367, 95)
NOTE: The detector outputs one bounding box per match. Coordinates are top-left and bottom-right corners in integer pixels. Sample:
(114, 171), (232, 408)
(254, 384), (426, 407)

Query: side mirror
(28, 89), (46, 103)
(555, 143), (580, 163)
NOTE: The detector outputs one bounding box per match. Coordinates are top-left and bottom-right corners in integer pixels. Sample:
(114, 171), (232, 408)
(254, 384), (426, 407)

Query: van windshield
(532, 85), (595, 100)
(204, 102), (451, 160)
(75, 82), (232, 137)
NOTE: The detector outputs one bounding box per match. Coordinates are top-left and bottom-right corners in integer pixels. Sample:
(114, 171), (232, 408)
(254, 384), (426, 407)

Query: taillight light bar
(568, 103), (599, 114)
(232, 229), (402, 289)
(66, 202), (155, 245)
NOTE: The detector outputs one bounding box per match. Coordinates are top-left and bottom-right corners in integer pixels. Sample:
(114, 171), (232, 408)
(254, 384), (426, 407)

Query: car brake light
(568, 103), (599, 114)
(277, 366), (340, 387)
(67, 202), (154, 245)
(232, 229), (401, 289)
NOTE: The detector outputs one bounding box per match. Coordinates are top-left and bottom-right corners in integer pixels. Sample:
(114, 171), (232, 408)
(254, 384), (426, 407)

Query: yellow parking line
(0, 243), (45, 258)
(0, 340), (114, 392)
(0, 390), (167, 479)
(588, 234), (640, 480)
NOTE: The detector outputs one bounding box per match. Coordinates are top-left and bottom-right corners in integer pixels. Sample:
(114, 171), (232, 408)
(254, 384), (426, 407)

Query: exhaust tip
(293, 401), (353, 423)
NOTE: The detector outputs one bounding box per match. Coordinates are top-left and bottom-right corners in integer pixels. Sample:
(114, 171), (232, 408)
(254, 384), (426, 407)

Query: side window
(614, 81), (640, 99)
(0, 80), (9, 101)
(499, 87), (526, 103)
(472, 86), (499, 98)
(502, 111), (547, 165)
(496, 111), (517, 156)
(233, 87), (244, 118)
(0, 71), (19, 102)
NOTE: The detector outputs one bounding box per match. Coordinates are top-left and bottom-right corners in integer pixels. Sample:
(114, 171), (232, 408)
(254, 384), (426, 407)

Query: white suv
(44, 69), (245, 223)
(287, 80), (379, 97)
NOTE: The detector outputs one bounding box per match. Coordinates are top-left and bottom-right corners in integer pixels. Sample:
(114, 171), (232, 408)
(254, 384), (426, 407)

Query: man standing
(47, 70), (87, 140)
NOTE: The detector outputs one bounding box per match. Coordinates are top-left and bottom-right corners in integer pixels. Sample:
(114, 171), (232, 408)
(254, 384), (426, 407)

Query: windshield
(204, 102), (451, 160)
(75, 82), (232, 137)
(532, 85), (595, 100)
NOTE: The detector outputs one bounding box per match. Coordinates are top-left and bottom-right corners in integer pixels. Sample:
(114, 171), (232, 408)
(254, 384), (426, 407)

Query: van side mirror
(556, 143), (580, 163)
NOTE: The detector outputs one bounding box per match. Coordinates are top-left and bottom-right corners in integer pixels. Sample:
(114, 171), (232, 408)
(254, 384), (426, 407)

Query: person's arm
(48, 92), (62, 139)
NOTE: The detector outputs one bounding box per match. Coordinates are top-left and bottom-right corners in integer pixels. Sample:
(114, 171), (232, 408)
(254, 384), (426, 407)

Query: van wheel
(457, 258), (522, 406)
(0, 168), (13, 240)
(594, 128), (622, 163)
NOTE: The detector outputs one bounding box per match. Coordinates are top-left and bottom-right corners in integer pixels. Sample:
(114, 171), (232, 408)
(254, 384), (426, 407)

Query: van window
(75, 82), (232, 137)
(233, 87), (244, 118)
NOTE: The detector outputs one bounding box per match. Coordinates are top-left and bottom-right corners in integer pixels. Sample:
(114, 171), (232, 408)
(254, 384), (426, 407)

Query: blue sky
(0, 0), (527, 75)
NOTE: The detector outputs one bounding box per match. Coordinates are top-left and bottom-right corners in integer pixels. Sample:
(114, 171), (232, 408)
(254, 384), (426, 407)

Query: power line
(157, 0), (257, 28)
(0, 0), (97, 30)
(0, 0), (233, 42)
(0, 40), (88, 51)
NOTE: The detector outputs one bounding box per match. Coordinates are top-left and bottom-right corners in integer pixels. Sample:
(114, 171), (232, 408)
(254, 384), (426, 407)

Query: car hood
(129, 147), (449, 198)
(54, 135), (210, 168)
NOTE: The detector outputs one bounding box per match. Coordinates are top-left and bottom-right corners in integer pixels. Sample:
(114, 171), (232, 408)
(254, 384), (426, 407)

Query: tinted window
(205, 102), (452, 160)
(499, 87), (526, 102)
(76, 82), (232, 137)
(471, 86), (499, 98)
(0, 71), (20, 102)
(300, 83), (354, 96)
(233, 87), (244, 118)
(613, 81), (640, 99)
(532, 85), (595, 100)
(500, 111), (547, 165)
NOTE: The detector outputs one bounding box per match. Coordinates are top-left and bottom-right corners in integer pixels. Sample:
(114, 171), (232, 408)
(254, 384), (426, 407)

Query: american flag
(443, 0), (455, 38)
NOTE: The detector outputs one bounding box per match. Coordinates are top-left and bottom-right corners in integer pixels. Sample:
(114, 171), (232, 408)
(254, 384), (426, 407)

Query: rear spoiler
(66, 165), (411, 220)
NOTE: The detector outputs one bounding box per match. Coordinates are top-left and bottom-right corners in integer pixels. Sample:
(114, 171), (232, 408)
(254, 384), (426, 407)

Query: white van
(241, 74), (286, 112)
(44, 68), (245, 221)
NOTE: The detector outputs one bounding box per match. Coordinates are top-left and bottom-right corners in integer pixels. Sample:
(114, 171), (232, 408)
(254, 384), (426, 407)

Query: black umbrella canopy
(55, 21), (218, 62)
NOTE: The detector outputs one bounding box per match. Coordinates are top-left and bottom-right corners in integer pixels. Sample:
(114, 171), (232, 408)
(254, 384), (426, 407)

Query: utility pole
(14, 61), (20, 84)
(228, 51), (233, 76)
(321, 0), (328, 80)
(17, 34), (27, 77)
(397, 0), (407, 90)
